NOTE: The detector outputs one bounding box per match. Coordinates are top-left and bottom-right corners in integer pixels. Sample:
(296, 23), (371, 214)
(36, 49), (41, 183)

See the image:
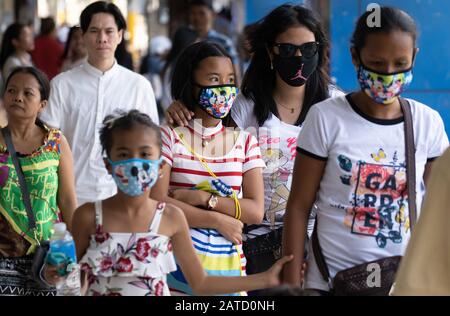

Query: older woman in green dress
(0, 67), (76, 296)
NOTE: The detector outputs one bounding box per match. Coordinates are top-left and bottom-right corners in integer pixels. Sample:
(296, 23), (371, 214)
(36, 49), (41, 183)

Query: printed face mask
(197, 84), (238, 119)
(109, 158), (162, 197)
(273, 53), (319, 87)
(358, 64), (414, 105)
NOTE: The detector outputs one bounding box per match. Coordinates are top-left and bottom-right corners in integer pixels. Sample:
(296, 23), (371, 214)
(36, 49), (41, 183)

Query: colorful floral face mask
(109, 158), (162, 197)
(358, 64), (414, 105)
(197, 84), (238, 119)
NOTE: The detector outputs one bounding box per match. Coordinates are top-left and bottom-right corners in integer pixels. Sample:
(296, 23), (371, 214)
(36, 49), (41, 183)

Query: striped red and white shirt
(161, 123), (266, 198)
(162, 122), (265, 296)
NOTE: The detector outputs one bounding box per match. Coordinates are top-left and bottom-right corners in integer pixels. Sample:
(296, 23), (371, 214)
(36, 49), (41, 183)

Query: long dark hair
(171, 41), (231, 112)
(0, 23), (27, 70)
(242, 4), (331, 126)
(62, 26), (81, 60)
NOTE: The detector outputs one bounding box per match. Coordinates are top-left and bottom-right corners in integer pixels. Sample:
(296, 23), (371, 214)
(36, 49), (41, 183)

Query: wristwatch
(207, 194), (219, 210)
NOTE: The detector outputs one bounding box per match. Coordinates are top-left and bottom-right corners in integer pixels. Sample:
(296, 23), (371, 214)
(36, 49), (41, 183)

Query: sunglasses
(274, 42), (320, 59)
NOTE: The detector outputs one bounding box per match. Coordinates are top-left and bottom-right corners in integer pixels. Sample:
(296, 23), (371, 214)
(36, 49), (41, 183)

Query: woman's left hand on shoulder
(166, 101), (195, 127)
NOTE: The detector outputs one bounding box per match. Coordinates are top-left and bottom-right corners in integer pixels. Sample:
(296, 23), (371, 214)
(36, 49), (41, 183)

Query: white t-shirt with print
(297, 94), (449, 291)
(231, 88), (345, 238)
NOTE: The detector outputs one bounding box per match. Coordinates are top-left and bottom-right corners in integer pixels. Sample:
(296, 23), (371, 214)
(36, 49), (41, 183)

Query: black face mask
(273, 53), (319, 87)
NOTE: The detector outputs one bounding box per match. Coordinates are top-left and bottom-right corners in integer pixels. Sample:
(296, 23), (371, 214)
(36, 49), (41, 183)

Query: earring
(270, 61), (274, 70)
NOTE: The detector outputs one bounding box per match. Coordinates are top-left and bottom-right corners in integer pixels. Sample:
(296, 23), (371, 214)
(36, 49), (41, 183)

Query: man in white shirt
(41, 1), (159, 206)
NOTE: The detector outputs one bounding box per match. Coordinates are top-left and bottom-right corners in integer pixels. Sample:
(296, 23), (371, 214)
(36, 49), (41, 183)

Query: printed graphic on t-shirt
(337, 149), (410, 249)
(263, 148), (290, 227)
(260, 136), (298, 228)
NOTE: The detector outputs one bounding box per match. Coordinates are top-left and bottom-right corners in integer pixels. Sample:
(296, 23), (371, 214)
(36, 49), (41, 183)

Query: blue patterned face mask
(109, 158), (162, 197)
(197, 84), (238, 119)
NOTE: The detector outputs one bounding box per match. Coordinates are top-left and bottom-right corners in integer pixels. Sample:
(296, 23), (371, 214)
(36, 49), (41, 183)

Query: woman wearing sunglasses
(165, 4), (343, 283)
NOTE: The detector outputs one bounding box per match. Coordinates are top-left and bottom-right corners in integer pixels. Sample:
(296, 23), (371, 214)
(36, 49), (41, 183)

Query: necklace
(274, 97), (302, 114)
(187, 122), (225, 148)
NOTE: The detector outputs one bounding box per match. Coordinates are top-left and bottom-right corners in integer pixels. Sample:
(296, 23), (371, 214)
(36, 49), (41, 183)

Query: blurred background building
(0, 0), (449, 133)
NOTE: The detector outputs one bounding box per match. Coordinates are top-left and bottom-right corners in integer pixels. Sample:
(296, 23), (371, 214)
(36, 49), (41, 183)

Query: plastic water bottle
(47, 223), (81, 296)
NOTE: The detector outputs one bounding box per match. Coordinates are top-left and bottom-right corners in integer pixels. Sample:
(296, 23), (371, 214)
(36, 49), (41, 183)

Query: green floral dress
(0, 125), (62, 257)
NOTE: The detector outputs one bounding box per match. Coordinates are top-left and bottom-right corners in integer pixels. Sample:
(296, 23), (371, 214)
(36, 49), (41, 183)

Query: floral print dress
(80, 202), (177, 296)
(0, 125), (62, 257)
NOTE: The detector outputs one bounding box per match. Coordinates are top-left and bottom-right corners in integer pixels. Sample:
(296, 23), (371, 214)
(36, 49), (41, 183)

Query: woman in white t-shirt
(165, 4), (344, 279)
(61, 26), (87, 73)
(231, 5), (345, 278)
(283, 7), (449, 295)
(0, 23), (34, 82)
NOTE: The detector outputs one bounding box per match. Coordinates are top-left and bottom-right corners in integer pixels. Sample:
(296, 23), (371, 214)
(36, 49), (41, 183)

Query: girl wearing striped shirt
(151, 42), (266, 295)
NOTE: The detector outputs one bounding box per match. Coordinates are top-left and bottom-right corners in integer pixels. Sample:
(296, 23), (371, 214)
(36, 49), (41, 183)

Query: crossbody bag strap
(172, 128), (242, 220)
(399, 98), (417, 231)
(311, 98), (417, 287)
(311, 219), (332, 286)
(1, 127), (36, 230)
(171, 127), (245, 275)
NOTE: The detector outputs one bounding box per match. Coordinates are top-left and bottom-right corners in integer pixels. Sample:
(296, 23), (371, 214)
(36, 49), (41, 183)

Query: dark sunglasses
(274, 42), (320, 59)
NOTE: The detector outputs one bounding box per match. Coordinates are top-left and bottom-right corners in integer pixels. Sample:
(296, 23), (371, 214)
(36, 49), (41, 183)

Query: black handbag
(311, 98), (417, 296)
(243, 227), (283, 274)
(2, 127), (53, 289)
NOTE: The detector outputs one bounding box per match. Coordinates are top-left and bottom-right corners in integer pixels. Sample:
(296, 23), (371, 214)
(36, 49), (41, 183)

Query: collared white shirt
(41, 60), (159, 206)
